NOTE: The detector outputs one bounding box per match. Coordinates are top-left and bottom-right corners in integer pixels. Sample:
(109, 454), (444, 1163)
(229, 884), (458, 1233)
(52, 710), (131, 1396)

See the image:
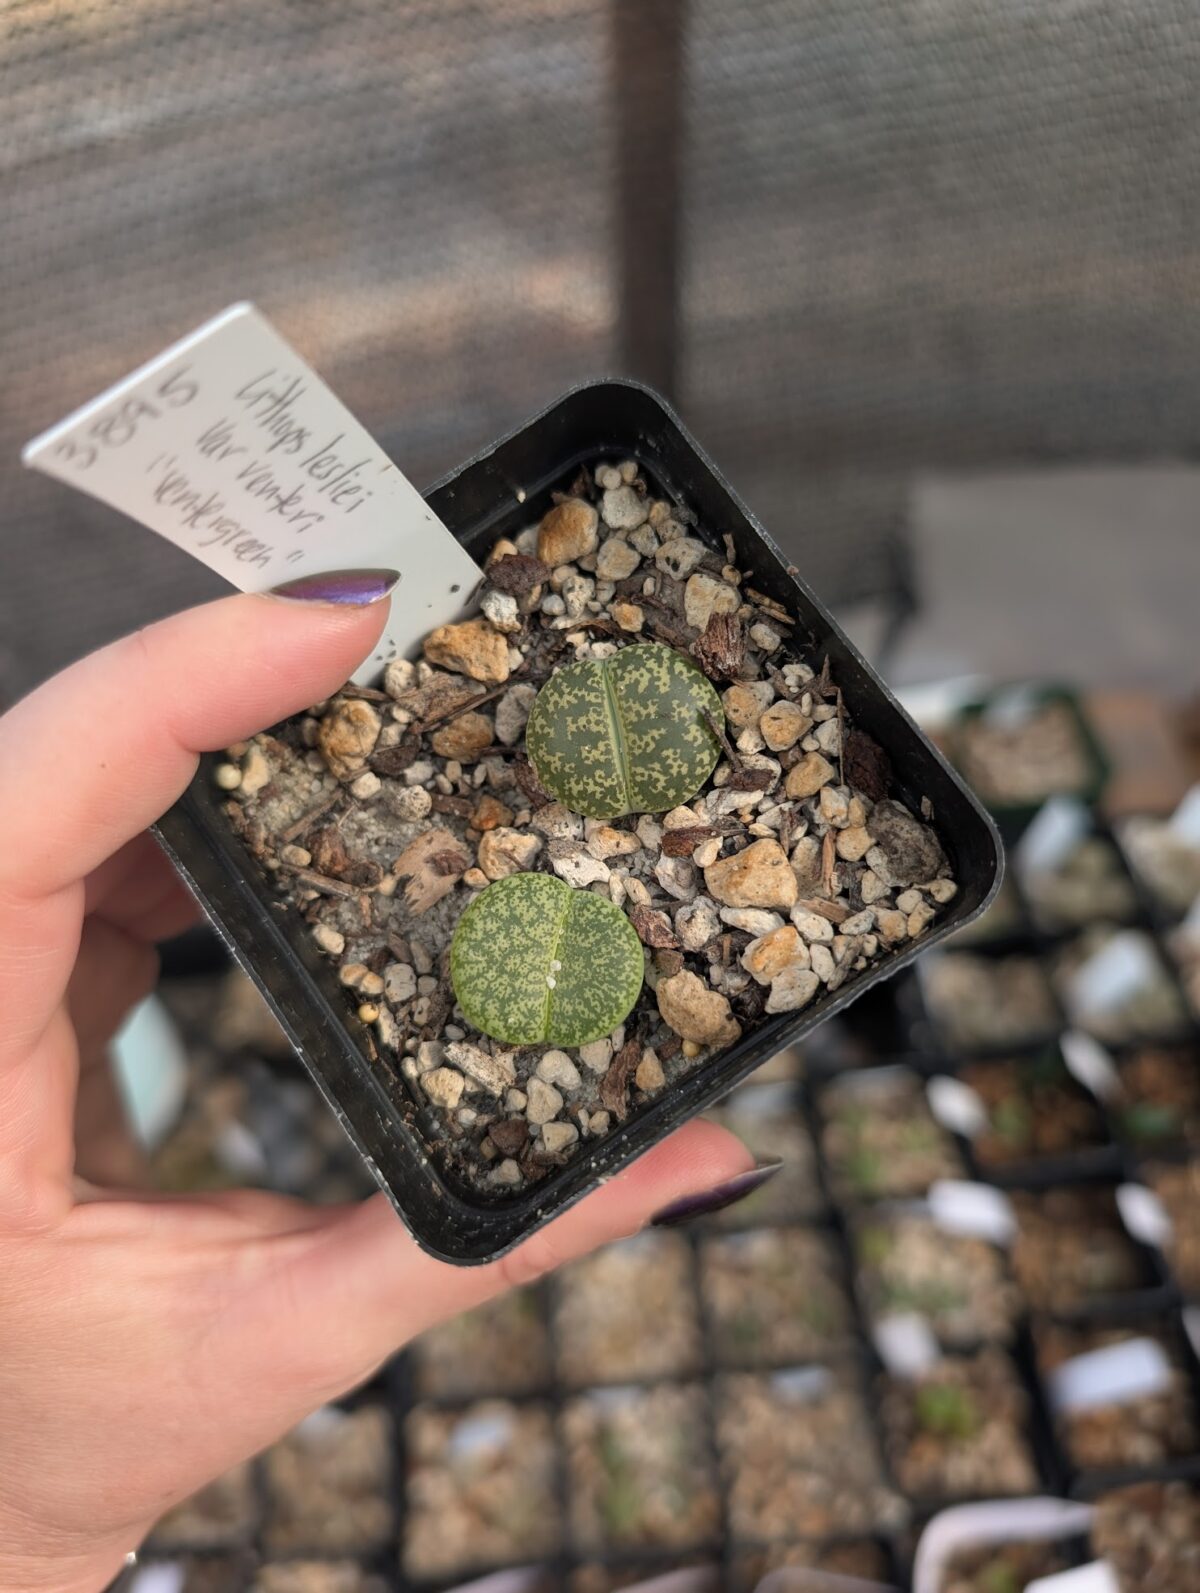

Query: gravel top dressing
(215, 457), (959, 1193)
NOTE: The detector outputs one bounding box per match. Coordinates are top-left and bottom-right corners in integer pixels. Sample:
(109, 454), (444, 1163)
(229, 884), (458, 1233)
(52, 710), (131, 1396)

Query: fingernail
(266, 568), (401, 605)
(649, 1159), (783, 1228)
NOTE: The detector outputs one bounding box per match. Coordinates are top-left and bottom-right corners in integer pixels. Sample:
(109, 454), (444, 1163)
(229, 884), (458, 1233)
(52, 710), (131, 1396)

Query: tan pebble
(635, 1049), (666, 1092)
(317, 699), (382, 779)
(350, 770), (381, 800)
(836, 825), (873, 862)
(742, 924), (808, 985)
(895, 888), (924, 914)
(463, 867), (488, 889)
(681, 1040), (702, 1060)
(214, 762), (242, 791)
(785, 752), (836, 800)
(819, 785), (850, 826)
(847, 795), (869, 827)
(705, 839), (798, 910)
(791, 909), (835, 944)
(585, 823), (641, 860)
(809, 943), (836, 983)
(595, 536), (640, 580)
(759, 700), (811, 751)
(860, 870), (890, 905)
(656, 970), (742, 1047)
(422, 1068), (465, 1110)
(928, 877), (958, 904)
(313, 924), (345, 956)
(612, 601), (645, 632)
(280, 844), (312, 867)
(357, 1002), (380, 1023)
(430, 710), (494, 760)
(478, 827), (543, 880)
(876, 908), (909, 944)
(471, 794), (514, 831)
(722, 681), (775, 729)
(239, 745), (272, 798)
(358, 971), (385, 997)
(541, 1121), (579, 1154)
(684, 571), (740, 631)
(537, 497), (599, 565)
(908, 901), (937, 936)
(765, 965), (820, 1014)
(693, 836), (722, 868)
(339, 963), (369, 988)
(424, 619), (510, 686)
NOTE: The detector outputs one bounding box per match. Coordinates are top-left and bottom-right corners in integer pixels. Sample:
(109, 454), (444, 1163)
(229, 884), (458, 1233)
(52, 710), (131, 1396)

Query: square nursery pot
(154, 380), (1003, 1264)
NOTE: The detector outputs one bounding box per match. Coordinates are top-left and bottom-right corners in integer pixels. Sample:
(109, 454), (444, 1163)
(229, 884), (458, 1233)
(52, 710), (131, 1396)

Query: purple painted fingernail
(649, 1159), (783, 1228)
(266, 568), (401, 605)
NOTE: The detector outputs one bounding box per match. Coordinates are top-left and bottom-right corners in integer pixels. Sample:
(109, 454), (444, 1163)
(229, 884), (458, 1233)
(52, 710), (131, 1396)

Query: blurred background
(3, 3), (1200, 1591)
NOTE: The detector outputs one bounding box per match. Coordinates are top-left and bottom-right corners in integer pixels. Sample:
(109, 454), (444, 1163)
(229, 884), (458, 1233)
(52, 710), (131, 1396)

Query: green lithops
(451, 872), (644, 1046)
(526, 642), (724, 819)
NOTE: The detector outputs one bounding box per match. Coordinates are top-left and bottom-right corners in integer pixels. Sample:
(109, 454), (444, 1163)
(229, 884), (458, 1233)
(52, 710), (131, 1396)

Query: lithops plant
(451, 872), (644, 1046)
(526, 642), (723, 819)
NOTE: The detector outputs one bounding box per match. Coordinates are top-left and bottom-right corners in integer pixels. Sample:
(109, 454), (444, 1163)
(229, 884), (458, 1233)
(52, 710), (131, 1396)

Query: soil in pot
(715, 1367), (906, 1542)
(1034, 1319), (1200, 1474)
(699, 1225), (854, 1368)
(921, 954), (1059, 1053)
(214, 457), (960, 1195)
(552, 1231), (704, 1387)
(563, 1382), (720, 1553)
(1145, 1160), (1200, 1295)
(1115, 1047), (1200, 1153)
(698, 1082), (824, 1228)
(731, 1539), (895, 1589)
(940, 1541), (1075, 1593)
(261, 1406), (393, 1556)
(409, 1285), (551, 1400)
(1118, 814), (1200, 920)
(818, 1069), (965, 1202)
(955, 1051), (1109, 1170)
(1010, 1185), (1157, 1312)
(572, 1559), (719, 1592)
(402, 1398), (561, 1577)
(1090, 1480), (1200, 1593)
(956, 698), (1096, 808)
(252, 1567), (390, 1593)
(878, 1348), (1039, 1500)
(851, 1208), (1018, 1348)
(1023, 832), (1139, 933)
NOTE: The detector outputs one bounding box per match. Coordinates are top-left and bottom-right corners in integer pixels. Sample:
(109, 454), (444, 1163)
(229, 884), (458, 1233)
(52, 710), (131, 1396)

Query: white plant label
(873, 1312), (941, 1378)
(927, 1179), (1016, 1245)
(1059, 1029), (1120, 1101)
(1016, 795), (1090, 880)
(1116, 1182), (1172, 1250)
(22, 303), (484, 681)
(1026, 1563), (1120, 1593)
(1048, 1337), (1173, 1414)
(1169, 783), (1200, 846)
(1065, 930), (1158, 1022)
(926, 1075), (988, 1139)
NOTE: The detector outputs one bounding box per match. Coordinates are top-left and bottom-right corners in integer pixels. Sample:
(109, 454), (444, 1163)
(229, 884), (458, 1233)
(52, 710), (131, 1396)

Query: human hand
(0, 578), (762, 1593)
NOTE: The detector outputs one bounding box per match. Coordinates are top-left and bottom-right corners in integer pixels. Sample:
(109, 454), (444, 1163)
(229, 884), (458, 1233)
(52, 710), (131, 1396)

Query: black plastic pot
(154, 379), (1003, 1265)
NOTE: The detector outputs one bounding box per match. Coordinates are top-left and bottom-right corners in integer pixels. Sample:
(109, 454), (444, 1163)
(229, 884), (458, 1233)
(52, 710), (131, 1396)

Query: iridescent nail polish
(267, 567), (401, 605)
(649, 1159), (784, 1228)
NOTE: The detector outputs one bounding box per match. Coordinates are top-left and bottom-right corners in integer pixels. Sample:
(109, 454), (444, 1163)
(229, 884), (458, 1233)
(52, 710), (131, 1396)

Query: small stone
(478, 827), (542, 880)
(836, 825), (873, 861)
(481, 588), (522, 633)
(538, 497), (599, 565)
(895, 888), (924, 914)
(585, 823), (641, 860)
(908, 900), (937, 936)
(759, 701), (810, 751)
(814, 718), (842, 757)
(423, 1068), (465, 1109)
(550, 841), (610, 888)
(868, 799), (947, 885)
(315, 699), (383, 781)
(463, 867), (488, 888)
(876, 908), (909, 944)
(842, 909), (875, 935)
(705, 839), (798, 910)
(349, 770), (381, 801)
(618, 459), (639, 484)
(860, 869), (889, 905)
(312, 924), (345, 956)
(790, 835), (822, 890)
(596, 537), (641, 580)
(719, 907), (786, 936)
(635, 1049), (666, 1092)
(765, 966), (820, 1014)
(675, 896), (721, 951)
(601, 485), (649, 530)
(280, 843), (311, 867)
(663, 805), (701, 830)
(654, 537), (708, 580)
(654, 854), (698, 901)
(636, 814), (664, 850)
(578, 1038), (613, 1074)
(214, 762), (242, 791)
(424, 619), (510, 686)
(656, 970), (742, 1047)
(537, 1050), (582, 1091)
(359, 971), (385, 997)
(383, 962), (417, 1004)
(491, 1158), (522, 1187)
(723, 681), (776, 729)
(589, 1110), (612, 1136)
(928, 877), (958, 904)
(382, 659), (416, 699)
(236, 744), (271, 798)
(612, 601), (645, 632)
(749, 621), (783, 651)
(596, 463), (622, 491)
(416, 1041), (444, 1073)
(791, 909), (835, 944)
(532, 802), (584, 841)
(628, 522), (659, 558)
(785, 752), (836, 800)
(693, 836), (722, 868)
(742, 924), (808, 985)
(541, 1121), (580, 1154)
(430, 711), (494, 760)
(447, 1041), (516, 1096)
(471, 794), (513, 831)
(486, 684), (534, 749)
(526, 1076), (564, 1125)
(684, 572), (740, 631)
(809, 943), (836, 983)
(383, 784), (433, 821)
(505, 1087), (527, 1113)
(339, 963), (369, 989)
(736, 727), (766, 756)
(819, 785), (850, 827)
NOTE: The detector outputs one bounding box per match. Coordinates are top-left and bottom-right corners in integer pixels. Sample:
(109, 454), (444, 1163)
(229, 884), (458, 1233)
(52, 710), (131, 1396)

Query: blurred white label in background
(1064, 929), (1158, 1021)
(927, 1179), (1016, 1245)
(1168, 783), (1200, 845)
(873, 1311), (941, 1378)
(22, 302), (483, 681)
(926, 1074), (988, 1139)
(1025, 1564), (1120, 1593)
(1059, 1029), (1120, 1100)
(1015, 795), (1089, 878)
(1048, 1337), (1173, 1414)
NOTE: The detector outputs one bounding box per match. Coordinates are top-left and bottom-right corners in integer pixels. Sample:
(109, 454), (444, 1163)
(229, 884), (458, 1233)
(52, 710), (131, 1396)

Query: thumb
(241, 1119), (758, 1405)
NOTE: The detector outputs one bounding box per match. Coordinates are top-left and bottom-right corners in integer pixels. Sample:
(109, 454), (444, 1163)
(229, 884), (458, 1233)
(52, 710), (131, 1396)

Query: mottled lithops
(450, 872), (644, 1046)
(525, 642), (723, 819)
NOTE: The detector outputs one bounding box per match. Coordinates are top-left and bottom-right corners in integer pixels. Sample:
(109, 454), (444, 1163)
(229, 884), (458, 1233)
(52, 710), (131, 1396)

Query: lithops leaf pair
(526, 642), (724, 819)
(451, 872), (644, 1046)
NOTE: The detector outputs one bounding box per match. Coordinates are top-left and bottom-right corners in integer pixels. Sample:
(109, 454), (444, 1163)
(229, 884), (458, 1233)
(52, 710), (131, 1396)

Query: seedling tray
(155, 379), (1002, 1264)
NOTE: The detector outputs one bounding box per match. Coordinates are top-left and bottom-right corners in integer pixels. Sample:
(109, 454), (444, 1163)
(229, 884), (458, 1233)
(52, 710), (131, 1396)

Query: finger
(85, 833), (201, 943)
(0, 589), (388, 903)
(248, 1119), (755, 1399)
